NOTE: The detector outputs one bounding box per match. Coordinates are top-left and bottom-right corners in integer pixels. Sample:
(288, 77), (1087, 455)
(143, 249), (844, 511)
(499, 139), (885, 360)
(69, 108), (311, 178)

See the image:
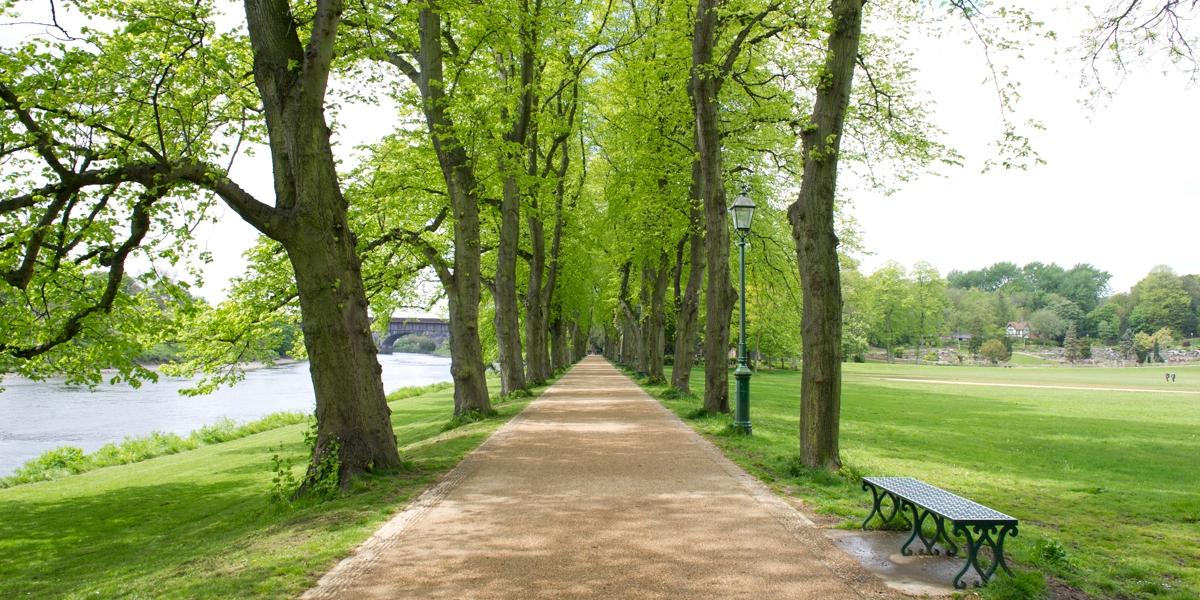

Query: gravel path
(302, 356), (898, 599)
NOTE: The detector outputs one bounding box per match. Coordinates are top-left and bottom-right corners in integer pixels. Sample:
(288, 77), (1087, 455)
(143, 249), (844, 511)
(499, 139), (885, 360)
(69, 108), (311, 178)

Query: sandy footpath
(302, 356), (898, 599)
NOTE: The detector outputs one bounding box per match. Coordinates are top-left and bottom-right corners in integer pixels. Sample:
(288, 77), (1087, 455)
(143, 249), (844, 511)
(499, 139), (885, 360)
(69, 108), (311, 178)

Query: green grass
(645, 362), (1200, 600)
(0, 377), (547, 599)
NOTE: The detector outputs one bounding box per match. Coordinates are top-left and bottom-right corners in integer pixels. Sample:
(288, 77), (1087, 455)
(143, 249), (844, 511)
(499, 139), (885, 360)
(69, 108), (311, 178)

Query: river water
(0, 353), (452, 477)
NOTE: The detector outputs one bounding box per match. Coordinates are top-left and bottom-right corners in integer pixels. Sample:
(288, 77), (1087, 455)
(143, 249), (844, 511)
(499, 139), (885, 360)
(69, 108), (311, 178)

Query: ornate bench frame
(862, 476), (1019, 589)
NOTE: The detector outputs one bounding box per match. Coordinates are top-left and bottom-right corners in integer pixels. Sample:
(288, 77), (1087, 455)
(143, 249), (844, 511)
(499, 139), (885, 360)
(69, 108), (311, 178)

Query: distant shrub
(191, 418), (242, 444)
(6, 446), (89, 484)
(1, 412), (308, 489)
(893, 347), (905, 358)
(981, 339), (1012, 364)
(191, 413), (307, 444)
(386, 381), (454, 402)
(923, 351), (939, 362)
(392, 334), (438, 354)
(91, 432), (196, 466)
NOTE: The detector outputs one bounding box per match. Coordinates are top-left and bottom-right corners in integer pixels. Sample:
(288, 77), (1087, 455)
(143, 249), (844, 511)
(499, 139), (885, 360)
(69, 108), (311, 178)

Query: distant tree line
(844, 261), (1200, 362)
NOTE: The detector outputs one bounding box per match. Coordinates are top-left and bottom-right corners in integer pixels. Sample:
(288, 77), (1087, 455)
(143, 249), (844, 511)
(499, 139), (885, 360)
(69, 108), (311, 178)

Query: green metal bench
(862, 476), (1019, 589)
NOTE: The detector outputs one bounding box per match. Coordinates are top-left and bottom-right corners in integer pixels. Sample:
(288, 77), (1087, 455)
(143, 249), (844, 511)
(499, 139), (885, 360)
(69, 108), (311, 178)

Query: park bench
(861, 476), (1018, 589)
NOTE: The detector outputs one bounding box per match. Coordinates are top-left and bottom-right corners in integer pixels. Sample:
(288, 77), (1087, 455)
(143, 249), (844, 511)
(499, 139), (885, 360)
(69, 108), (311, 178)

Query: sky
(163, 3), (1200, 302)
(846, 4), (1200, 294)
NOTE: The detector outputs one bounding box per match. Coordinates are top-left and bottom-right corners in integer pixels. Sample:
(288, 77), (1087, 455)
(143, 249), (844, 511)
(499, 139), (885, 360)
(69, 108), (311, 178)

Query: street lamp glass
(730, 194), (756, 232)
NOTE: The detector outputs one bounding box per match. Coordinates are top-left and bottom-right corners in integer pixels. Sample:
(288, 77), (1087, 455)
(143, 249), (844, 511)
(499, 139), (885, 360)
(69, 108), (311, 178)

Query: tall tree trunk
(617, 262), (640, 367)
(672, 164), (705, 393)
(787, 0), (864, 470)
(244, 0), (400, 485)
(637, 265), (653, 374)
(533, 128), (571, 380)
(496, 4), (540, 393)
(644, 252), (672, 383)
(447, 265), (490, 415)
(525, 211), (549, 383)
(570, 320), (587, 361)
(692, 0), (734, 413)
(549, 316), (567, 371)
(495, 172), (527, 394)
(407, 7), (492, 415)
(284, 216), (401, 483)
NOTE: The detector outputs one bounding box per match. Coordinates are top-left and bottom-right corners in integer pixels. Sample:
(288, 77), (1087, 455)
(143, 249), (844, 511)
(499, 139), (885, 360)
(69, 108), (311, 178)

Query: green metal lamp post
(729, 189), (756, 434)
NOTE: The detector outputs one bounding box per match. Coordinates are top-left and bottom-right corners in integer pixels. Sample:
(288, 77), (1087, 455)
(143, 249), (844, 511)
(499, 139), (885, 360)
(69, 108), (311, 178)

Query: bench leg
(900, 500), (937, 556)
(952, 523), (1020, 588)
(861, 482), (902, 529)
(932, 514), (958, 557)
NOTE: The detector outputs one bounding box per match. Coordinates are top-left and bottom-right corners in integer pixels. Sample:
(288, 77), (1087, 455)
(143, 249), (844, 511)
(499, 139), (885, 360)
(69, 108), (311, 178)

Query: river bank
(0, 354), (452, 476)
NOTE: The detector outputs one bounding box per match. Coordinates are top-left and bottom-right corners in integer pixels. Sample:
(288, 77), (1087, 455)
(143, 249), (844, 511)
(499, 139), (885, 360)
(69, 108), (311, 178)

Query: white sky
(178, 2), (1199, 302)
(848, 4), (1200, 294)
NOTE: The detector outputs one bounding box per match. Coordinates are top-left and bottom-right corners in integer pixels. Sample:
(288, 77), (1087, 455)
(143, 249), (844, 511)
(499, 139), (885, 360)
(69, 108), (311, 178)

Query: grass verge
(627, 362), (1199, 600)
(0, 376), (555, 598)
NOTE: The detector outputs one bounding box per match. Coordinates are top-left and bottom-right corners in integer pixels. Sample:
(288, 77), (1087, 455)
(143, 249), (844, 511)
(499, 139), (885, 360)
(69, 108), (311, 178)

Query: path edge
(299, 364), (580, 600)
(616, 361), (899, 600)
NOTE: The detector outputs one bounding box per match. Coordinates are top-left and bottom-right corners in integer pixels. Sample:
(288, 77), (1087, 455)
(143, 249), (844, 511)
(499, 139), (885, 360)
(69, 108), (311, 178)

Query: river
(0, 353), (452, 477)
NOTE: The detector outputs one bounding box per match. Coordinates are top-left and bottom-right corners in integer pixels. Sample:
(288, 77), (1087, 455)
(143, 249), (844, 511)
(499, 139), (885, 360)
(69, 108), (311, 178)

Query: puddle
(825, 529), (974, 597)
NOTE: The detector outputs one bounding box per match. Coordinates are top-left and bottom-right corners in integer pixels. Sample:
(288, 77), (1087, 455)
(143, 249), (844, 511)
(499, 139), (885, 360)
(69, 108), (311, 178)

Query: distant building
(1006, 321), (1031, 338)
(946, 331), (973, 343)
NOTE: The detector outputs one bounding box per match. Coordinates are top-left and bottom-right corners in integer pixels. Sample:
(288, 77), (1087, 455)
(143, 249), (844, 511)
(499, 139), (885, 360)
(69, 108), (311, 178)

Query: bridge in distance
(378, 317), (449, 354)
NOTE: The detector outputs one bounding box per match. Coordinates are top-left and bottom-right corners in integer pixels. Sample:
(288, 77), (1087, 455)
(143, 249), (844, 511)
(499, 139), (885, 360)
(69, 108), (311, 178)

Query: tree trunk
(243, 0), (400, 485)
(617, 262), (641, 368)
(495, 172), (527, 395)
(534, 134), (570, 380)
(412, 7), (492, 415)
(446, 267), (491, 414)
(644, 253), (672, 383)
(692, 0), (734, 413)
(285, 228), (400, 480)
(571, 320), (587, 362)
(672, 167), (705, 393)
(787, 0), (864, 470)
(525, 212), (550, 383)
(549, 316), (567, 372)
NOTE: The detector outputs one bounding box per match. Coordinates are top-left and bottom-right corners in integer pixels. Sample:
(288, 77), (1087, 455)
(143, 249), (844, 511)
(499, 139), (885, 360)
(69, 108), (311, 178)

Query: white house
(1006, 321), (1031, 338)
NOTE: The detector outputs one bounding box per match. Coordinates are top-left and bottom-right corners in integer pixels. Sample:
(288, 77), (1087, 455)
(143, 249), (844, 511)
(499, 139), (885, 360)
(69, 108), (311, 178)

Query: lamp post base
(733, 365), (752, 434)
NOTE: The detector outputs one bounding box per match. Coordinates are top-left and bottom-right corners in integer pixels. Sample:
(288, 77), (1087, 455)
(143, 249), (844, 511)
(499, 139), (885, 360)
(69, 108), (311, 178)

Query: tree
(1028, 308), (1066, 341)
(1088, 302), (1123, 343)
(1119, 328), (1137, 363)
(1129, 267), (1196, 336)
(1064, 322), (1083, 363)
(909, 262), (947, 364)
(690, 0), (789, 414)
(980, 339), (1011, 365)
(789, 0), (865, 470)
(863, 263), (913, 363)
(1, 0), (400, 487)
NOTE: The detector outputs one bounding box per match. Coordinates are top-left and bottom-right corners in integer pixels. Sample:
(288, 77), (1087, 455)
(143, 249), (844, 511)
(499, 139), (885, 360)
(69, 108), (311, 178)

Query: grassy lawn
(647, 362), (1200, 599)
(0, 378), (547, 599)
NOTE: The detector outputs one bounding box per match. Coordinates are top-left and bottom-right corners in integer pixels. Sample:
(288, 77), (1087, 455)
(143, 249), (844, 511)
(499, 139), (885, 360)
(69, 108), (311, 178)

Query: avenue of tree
(2, 0), (1191, 489)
